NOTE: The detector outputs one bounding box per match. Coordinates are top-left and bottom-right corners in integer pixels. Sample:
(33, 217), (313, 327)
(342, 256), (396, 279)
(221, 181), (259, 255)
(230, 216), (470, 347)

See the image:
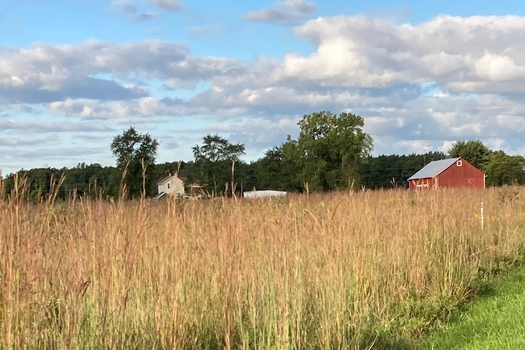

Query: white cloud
(496, 115), (525, 132)
(244, 0), (317, 24)
(47, 97), (197, 120)
(0, 119), (114, 133)
(0, 136), (56, 147)
(135, 12), (158, 21)
(111, 0), (137, 14)
(180, 116), (302, 158)
(3, 13), (525, 171)
(279, 14), (525, 93)
(163, 78), (199, 90)
(474, 53), (525, 81)
(49, 99), (111, 118)
(110, 1), (158, 22)
(148, 0), (181, 12)
(0, 40), (250, 103)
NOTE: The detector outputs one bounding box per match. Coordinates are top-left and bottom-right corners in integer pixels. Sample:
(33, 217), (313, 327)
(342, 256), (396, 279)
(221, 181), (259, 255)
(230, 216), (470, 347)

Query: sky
(1, 0), (525, 175)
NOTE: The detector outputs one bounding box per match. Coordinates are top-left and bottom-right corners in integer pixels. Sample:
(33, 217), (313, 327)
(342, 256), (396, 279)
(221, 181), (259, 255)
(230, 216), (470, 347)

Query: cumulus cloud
(3, 13), (525, 166)
(244, 0), (317, 24)
(0, 40), (247, 104)
(48, 99), (113, 119)
(110, 1), (158, 22)
(277, 14), (525, 93)
(148, 0), (181, 12)
(47, 97), (198, 120)
(203, 117), (299, 148)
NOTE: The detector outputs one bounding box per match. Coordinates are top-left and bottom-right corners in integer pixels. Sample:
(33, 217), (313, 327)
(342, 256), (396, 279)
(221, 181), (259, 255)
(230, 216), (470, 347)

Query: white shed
(243, 190), (287, 199)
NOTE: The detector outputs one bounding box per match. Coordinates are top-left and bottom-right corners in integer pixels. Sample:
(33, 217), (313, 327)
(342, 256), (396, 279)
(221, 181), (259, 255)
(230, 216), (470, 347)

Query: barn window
(167, 183), (170, 189)
(456, 160), (462, 167)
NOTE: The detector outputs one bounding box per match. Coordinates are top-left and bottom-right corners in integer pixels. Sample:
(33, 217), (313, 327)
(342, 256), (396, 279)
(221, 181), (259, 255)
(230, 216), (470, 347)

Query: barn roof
(408, 158), (460, 181)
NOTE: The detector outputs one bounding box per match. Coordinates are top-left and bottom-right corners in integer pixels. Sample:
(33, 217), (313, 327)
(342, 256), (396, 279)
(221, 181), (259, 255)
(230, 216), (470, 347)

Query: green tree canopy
(485, 150), (525, 186)
(110, 126), (159, 198)
(448, 139), (492, 170)
(295, 111), (373, 191)
(256, 140), (303, 192)
(360, 151), (446, 189)
(192, 134), (245, 195)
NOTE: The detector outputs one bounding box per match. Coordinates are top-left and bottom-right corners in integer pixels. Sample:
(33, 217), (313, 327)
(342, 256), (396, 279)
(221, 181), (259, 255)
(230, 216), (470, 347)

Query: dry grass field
(1, 183), (525, 349)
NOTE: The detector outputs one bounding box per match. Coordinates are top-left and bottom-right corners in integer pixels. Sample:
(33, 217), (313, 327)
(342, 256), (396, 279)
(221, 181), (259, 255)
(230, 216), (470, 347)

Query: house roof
(157, 173), (184, 185)
(408, 157), (460, 181)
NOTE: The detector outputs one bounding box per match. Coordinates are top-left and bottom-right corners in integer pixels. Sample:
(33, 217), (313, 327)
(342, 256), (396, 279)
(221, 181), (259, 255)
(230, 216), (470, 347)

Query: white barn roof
(408, 158), (460, 181)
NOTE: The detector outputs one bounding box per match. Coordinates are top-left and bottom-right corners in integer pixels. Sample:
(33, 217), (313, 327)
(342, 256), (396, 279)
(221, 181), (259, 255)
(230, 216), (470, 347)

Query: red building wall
(437, 159), (485, 189)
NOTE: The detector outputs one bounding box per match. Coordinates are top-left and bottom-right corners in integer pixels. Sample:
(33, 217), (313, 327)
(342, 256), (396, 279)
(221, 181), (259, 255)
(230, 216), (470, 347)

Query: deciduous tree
(192, 134), (245, 195)
(485, 150), (525, 186)
(295, 111), (373, 191)
(110, 126), (159, 198)
(256, 139), (302, 192)
(448, 139), (492, 171)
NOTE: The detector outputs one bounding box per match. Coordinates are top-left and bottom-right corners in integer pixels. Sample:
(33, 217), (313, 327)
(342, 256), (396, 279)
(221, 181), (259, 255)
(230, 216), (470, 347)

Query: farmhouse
(408, 157), (485, 190)
(154, 172), (185, 200)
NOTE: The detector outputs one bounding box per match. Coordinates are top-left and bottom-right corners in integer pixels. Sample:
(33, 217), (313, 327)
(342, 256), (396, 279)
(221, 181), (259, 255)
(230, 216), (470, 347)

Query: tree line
(2, 110), (525, 201)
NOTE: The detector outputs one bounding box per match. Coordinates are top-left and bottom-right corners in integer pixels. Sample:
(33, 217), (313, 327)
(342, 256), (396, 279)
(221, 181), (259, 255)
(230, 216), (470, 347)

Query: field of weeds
(1, 185), (525, 349)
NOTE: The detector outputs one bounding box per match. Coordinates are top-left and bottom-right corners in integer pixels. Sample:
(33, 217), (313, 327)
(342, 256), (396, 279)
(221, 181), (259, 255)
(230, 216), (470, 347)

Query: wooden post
(481, 200), (484, 231)
(231, 160), (235, 198)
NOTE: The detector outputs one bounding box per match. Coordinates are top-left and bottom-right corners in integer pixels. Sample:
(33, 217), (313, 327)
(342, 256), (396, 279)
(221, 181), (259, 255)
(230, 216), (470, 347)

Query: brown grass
(1, 185), (525, 349)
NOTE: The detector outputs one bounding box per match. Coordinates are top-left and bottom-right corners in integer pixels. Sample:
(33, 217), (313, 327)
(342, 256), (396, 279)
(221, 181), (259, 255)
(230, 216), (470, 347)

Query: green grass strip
(419, 265), (525, 350)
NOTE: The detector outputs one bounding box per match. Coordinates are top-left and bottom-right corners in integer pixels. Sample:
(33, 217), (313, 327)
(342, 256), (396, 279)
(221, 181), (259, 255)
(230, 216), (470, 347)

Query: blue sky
(1, 0), (525, 175)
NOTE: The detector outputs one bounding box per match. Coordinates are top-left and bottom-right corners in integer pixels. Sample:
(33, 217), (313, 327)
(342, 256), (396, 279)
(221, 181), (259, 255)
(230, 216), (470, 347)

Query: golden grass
(1, 185), (525, 349)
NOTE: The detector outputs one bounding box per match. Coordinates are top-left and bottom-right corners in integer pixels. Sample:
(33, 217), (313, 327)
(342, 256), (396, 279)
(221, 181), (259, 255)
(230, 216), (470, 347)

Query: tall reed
(1, 184), (524, 349)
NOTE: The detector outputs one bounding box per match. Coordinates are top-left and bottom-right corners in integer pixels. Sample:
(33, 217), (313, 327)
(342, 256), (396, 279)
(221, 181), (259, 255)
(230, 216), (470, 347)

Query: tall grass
(1, 183), (524, 349)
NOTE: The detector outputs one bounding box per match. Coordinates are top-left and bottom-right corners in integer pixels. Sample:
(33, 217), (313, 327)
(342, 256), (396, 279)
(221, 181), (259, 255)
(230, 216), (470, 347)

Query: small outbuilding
(243, 190), (287, 199)
(408, 157), (485, 190)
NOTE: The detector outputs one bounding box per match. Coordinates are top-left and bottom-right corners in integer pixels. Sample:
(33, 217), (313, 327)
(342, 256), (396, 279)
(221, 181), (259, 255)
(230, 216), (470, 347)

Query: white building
(243, 190), (287, 199)
(154, 173), (185, 200)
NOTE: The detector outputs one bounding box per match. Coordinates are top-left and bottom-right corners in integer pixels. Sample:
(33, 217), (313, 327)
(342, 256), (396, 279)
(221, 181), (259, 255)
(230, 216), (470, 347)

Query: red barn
(408, 157), (485, 190)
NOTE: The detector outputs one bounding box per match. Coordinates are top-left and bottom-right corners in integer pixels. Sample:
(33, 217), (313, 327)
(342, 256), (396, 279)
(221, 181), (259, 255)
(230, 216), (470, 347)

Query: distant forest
(0, 151), (446, 201)
(2, 111), (524, 201)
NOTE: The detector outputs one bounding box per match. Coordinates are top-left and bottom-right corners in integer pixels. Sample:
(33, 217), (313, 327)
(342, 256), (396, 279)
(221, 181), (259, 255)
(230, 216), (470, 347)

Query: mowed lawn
(420, 264), (525, 350)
